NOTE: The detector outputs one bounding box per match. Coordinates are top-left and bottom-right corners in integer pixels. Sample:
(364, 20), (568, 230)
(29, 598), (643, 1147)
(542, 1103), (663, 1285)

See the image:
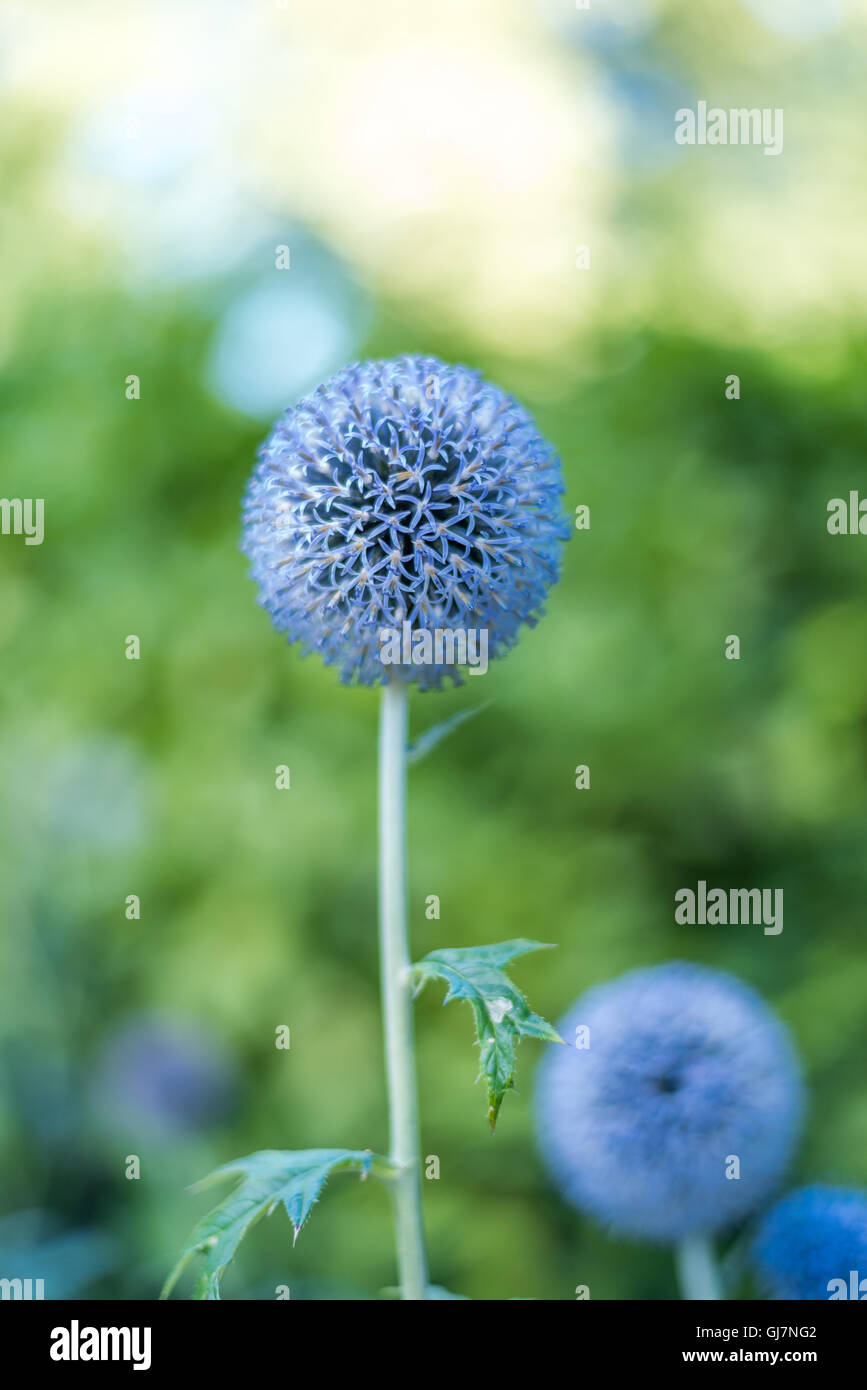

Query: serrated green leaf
(379, 1284), (470, 1300)
(407, 700), (492, 765)
(412, 940), (562, 1130)
(161, 1148), (378, 1300)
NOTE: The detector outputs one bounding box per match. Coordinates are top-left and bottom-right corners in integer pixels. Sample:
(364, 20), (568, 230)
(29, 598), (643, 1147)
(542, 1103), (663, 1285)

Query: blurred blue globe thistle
(241, 356), (569, 688)
(535, 962), (804, 1242)
(752, 1186), (867, 1300)
(91, 1016), (237, 1139)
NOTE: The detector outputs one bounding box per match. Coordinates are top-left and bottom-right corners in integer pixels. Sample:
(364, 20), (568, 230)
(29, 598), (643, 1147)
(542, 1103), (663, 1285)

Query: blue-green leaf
(161, 1148), (380, 1300)
(412, 940), (562, 1130)
(407, 700), (492, 765)
(380, 1283), (470, 1299)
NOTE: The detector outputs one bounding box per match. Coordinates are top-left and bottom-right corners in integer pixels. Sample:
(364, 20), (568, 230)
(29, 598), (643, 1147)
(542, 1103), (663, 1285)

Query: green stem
(378, 680), (428, 1299)
(675, 1235), (723, 1300)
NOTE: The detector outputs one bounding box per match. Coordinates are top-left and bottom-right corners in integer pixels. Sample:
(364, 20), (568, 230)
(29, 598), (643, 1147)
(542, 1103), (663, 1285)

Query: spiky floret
(241, 356), (568, 687)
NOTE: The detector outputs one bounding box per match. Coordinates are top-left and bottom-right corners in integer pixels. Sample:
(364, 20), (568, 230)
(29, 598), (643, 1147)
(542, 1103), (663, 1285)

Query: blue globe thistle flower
(91, 1016), (238, 1139)
(752, 1186), (867, 1300)
(534, 962), (804, 1242)
(241, 355), (569, 688)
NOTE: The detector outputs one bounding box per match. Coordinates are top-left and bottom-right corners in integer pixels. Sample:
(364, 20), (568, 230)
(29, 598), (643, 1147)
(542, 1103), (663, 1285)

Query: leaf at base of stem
(161, 1148), (387, 1300)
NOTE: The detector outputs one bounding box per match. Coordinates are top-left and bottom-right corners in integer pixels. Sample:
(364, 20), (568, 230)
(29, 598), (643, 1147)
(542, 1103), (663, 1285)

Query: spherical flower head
(752, 1186), (867, 1300)
(241, 356), (569, 688)
(534, 962), (804, 1242)
(91, 1015), (237, 1139)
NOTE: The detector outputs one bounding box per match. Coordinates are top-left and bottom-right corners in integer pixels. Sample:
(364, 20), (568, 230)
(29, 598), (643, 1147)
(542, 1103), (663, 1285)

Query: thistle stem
(675, 1235), (723, 1300)
(378, 680), (428, 1299)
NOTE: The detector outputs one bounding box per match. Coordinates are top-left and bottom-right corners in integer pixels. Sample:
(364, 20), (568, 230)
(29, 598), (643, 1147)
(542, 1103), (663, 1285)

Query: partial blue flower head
(752, 1186), (867, 1300)
(241, 356), (569, 688)
(535, 962), (804, 1242)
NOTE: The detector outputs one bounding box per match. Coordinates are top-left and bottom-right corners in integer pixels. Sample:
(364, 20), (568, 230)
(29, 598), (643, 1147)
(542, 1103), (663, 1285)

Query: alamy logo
(827, 492), (867, 535)
(50, 1320), (152, 1371)
(675, 102), (783, 156)
(827, 1271), (867, 1299)
(675, 881), (783, 935)
(0, 1276), (44, 1299)
(379, 622), (488, 675)
(0, 497), (44, 545)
